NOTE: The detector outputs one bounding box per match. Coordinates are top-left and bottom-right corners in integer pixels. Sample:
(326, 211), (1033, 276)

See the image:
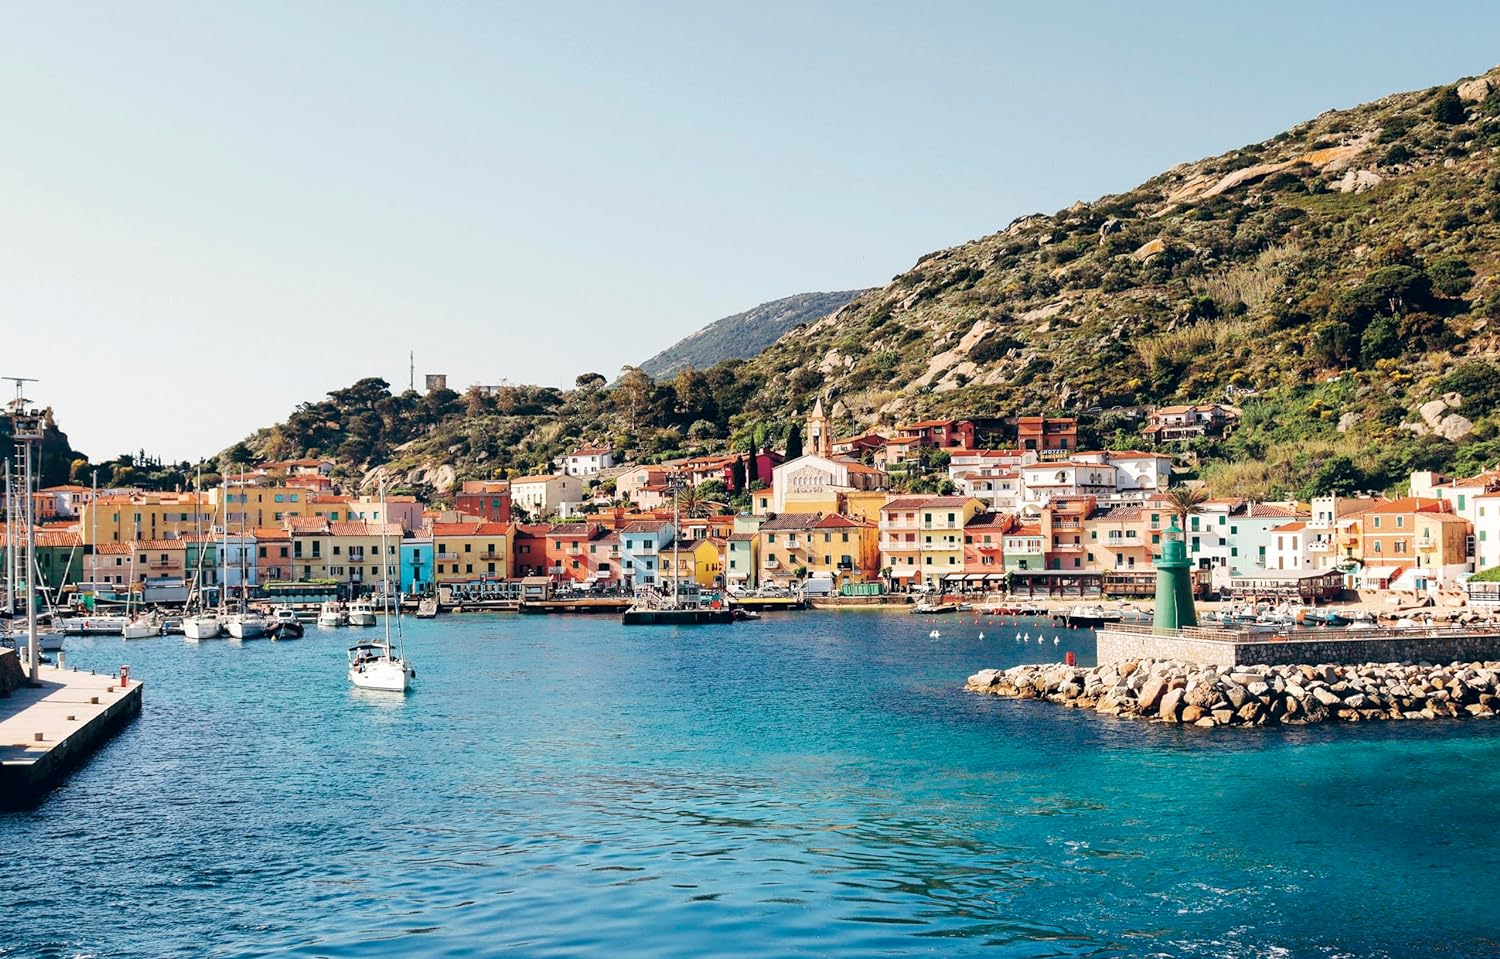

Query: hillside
(638, 291), (866, 379)
(730, 64), (1500, 497)
(236, 65), (1500, 502)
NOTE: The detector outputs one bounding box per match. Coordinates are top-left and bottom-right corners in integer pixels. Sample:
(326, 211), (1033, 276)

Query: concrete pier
(0, 656), (143, 809)
(1097, 623), (1500, 667)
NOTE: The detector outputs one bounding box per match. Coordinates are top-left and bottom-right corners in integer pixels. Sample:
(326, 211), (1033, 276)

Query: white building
(769, 454), (888, 513)
(562, 447), (616, 477)
(1265, 521), (1313, 572)
(510, 474), (584, 520)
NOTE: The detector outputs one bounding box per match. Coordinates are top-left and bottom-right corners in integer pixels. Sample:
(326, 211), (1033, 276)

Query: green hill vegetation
(232, 65), (1500, 501)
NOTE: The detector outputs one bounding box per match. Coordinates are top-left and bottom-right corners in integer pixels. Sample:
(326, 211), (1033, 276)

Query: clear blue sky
(4, 2), (1498, 461)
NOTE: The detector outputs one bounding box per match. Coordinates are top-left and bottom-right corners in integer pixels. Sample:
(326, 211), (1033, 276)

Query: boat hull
(183, 617), (222, 641)
(226, 619), (267, 639)
(622, 608), (735, 626)
(348, 658), (414, 692)
(121, 623), (157, 640)
(347, 613), (376, 627)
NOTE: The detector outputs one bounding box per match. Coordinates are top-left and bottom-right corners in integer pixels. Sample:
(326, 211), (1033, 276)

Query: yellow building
(659, 537), (724, 588)
(431, 521), (510, 583)
(211, 484), (318, 529)
(916, 496), (985, 588)
(80, 492), (211, 545)
(321, 520), (402, 592)
(757, 513), (880, 586)
(288, 517), (333, 582)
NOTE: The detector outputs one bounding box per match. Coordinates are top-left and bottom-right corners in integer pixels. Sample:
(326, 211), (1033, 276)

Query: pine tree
(785, 424), (803, 459)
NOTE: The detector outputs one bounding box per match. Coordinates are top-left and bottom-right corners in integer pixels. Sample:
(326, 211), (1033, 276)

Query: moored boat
(183, 614), (223, 641)
(346, 600), (377, 627)
(317, 601), (346, 627)
(226, 612), (268, 640)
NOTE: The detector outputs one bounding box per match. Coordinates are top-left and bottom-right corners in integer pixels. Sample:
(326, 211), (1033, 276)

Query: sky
(4, 2), (1499, 462)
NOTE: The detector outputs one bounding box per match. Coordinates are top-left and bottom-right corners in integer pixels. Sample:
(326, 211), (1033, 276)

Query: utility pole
(6, 375), (42, 682)
(409, 351), (415, 393)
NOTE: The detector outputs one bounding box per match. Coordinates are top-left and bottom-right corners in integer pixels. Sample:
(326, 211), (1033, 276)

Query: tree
(616, 366), (654, 433)
(745, 447), (759, 487)
(1302, 455), (1365, 499)
(730, 456), (747, 492)
(1162, 487), (1209, 533)
(1359, 315), (1401, 366)
(785, 423), (803, 459)
(1427, 256), (1474, 297)
(1432, 87), (1466, 125)
(575, 372), (607, 391)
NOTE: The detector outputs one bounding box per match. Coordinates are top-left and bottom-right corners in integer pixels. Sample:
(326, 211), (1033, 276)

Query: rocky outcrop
(966, 659), (1500, 727)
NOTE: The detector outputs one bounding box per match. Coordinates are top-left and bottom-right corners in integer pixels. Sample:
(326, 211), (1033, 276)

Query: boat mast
(90, 468), (97, 601)
(220, 474), (229, 613)
(238, 467), (248, 613)
(671, 472), (680, 609)
(378, 478), (396, 659)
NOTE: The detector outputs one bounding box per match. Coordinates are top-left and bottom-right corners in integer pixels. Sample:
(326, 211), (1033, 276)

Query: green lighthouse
(1153, 516), (1198, 631)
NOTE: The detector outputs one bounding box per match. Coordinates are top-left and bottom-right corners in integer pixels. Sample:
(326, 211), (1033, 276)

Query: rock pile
(966, 660), (1500, 727)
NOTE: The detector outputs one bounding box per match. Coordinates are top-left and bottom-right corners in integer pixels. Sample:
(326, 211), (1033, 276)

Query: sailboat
(121, 538), (158, 640)
(223, 473), (266, 639)
(184, 469), (223, 641)
(348, 483), (415, 692)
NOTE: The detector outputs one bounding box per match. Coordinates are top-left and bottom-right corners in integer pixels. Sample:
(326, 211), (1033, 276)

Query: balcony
(1418, 538), (1438, 551)
(435, 551), (462, 561)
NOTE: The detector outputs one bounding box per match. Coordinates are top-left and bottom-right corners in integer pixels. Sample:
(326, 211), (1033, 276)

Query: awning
(891, 567), (917, 578)
(1360, 565), (1403, 583)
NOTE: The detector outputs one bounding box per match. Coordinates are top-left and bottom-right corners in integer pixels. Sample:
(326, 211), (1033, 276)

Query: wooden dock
(0, 654), (143, 809)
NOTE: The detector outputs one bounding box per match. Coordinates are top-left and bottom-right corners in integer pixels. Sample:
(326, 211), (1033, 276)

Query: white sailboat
(223, 471), (266, 640)
(120, 540), (158, 639)
(348, 484), (415, 693)
(184, 468), (223, 641)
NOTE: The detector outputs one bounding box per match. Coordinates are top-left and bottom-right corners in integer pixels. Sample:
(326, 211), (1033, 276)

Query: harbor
(7, 610), (1500, 959)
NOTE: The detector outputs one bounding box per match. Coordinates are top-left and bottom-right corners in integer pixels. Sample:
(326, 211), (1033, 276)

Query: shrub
(1432, 87), (1467, 125)
(1427, 255), (1474, 297)
(1380, 143), (1412, 165)
(1359, 314), (1401, 366)
(1440, 360), (1500, 416)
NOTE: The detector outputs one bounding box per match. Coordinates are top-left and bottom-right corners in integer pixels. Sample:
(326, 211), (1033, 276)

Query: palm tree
(1162, 486), (1209, 535)
(674, 481), (725, 519)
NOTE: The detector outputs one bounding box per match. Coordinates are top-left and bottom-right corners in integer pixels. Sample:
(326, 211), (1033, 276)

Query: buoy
(1053, 636), (1060, 644)
(978, 631), (985, 640)
(1023, 632), (1030, 641)
(1015, 631), (1022, 641)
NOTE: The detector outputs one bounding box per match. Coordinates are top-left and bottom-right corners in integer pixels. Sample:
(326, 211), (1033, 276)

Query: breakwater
(967, 658), (1500, 727)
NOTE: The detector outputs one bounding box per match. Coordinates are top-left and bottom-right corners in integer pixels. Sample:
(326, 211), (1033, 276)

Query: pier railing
(1099, 622), (1500, 645)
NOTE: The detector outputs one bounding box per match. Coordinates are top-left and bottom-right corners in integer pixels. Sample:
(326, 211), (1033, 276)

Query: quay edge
(0, 652), (143, 810)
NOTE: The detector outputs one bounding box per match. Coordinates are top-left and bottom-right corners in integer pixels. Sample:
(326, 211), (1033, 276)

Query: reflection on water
(4, 612), (1500, 958)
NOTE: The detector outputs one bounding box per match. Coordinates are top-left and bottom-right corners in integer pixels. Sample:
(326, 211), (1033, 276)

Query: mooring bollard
(56, 650), (66, 669)
(1065, 651), (1077, 666)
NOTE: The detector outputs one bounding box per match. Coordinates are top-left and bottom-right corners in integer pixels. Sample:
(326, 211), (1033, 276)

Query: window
(465, 543), (472, 552)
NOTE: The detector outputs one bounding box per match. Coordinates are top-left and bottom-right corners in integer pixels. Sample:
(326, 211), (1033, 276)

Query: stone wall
(1097, 628), (1500, 667)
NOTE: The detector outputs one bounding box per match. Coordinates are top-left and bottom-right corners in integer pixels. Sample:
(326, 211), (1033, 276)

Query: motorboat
(415, 597), (438, 619)
(910, 601), (959, 615)
(183, 613), (223, 641)
(225, 612), (268, 640)
(1061, 604), (1123, 628)
(317, 601), (346, 627)
(346, 600), (377, 627)
(268, 606), (304, 640)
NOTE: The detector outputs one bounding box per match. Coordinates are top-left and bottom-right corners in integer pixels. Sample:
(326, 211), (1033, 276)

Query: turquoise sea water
(5, 610), (1500, 958)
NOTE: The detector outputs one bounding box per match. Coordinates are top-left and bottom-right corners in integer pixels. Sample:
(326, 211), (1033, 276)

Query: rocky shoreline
(966, 660), (1500, 727)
